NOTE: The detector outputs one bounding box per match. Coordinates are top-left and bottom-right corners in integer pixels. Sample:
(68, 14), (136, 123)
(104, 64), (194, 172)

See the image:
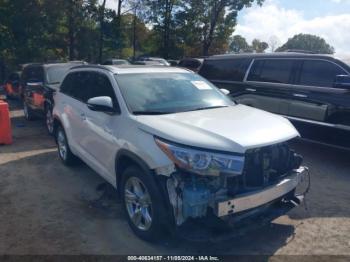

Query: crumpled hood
(135, 105), (299, 154)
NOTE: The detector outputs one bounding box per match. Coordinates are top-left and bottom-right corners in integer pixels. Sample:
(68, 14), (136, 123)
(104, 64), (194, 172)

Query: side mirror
(220, 88), (230, 95)
(334, 75), (350, 89)
(87, 96), (116, 113)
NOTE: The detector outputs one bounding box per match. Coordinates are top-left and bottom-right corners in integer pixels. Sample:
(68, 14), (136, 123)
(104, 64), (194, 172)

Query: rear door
(59, 71), (90, 154)
(288, 59), (349, 122)
(241, 59), (297, 115)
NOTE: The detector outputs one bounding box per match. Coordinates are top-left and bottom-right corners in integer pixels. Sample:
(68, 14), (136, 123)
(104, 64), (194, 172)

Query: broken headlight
(155, 137), (245, 176)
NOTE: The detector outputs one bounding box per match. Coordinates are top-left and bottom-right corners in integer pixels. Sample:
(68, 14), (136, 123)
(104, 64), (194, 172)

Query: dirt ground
(1, 99), (350, 256)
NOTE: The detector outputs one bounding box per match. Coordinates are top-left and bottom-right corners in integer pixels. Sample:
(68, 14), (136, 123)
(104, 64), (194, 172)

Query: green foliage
(0, 0), (265, 77)
(251, 39), (269, 53)
(230, 35), (250, 53)
(229, 35), (269, 53)
(276, 33), (335, 54)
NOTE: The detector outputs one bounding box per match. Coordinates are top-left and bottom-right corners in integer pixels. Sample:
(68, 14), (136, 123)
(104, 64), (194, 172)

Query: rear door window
(298, 60), (347, 88)
(199, 58), (251, 81)
(60, 71), (89, 101)
(247, 59), (295, 84)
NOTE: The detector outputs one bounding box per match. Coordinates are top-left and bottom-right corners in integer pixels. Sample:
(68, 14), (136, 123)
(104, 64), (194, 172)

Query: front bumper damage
(215, 167), (308, 217)
(167, 166), (310, 227)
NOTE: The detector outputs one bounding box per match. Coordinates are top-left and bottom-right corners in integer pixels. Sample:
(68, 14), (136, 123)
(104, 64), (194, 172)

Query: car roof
(23, 62), (86, 69)
(180, 58), (204, 62)
(108, 59), (128, 61)
(208, 52), (335, 60)
(71, 64), (192, 74)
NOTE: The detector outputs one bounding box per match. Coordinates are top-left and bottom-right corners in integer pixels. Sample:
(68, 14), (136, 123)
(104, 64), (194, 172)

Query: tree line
(229, 34), (335, 54)
(0, 0), (335, 79)
(0, 0), (263, 68)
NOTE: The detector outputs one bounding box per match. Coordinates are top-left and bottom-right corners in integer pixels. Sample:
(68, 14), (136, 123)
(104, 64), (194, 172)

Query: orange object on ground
(0, 100), (12, 145)
(33, 93), (44, 107)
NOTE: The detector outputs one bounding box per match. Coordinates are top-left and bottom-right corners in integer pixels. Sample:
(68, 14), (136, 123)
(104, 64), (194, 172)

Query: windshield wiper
(133, 111), (173, 115)
(188, 105), (228, 112)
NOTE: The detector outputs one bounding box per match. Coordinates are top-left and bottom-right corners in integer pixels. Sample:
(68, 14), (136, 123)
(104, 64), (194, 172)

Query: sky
(235, 0), (350, 58)
(103, 0), (350, 58)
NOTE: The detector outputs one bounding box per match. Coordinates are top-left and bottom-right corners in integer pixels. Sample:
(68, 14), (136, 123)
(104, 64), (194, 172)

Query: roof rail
(284, 49), (317, 54)
(70, 64), (112, 71)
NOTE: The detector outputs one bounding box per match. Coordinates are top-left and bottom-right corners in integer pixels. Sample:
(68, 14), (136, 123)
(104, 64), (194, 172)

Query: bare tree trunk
(163, 0), (174, 59)
(68, 8), (75, 60)
(202, 1), (225, 56)
(117, 0), (123, 17)
(98, 0), (107, 63)
(133, 9), (136, 59)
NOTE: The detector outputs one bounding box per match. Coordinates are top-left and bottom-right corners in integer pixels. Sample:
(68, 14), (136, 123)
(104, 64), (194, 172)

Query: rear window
(247, 59), (294, 84)
(46, 65), (75, 84)
(199, 58), (251, 82)
(179, 59), (201, 69)
(23, 66), (44, 82)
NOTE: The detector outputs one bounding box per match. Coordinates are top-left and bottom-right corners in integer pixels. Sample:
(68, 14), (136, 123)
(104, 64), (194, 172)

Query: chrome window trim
(244, 57), (350, 88)
(243, 59), (255, 82)
(244, 80), (348, 94)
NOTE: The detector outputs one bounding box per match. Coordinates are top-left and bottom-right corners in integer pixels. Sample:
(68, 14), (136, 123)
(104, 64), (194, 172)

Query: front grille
(227, 142), (302, 195)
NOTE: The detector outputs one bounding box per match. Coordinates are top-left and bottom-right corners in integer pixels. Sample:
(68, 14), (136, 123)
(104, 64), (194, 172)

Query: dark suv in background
(22, 61), (86, 134)
(199, 53), (350, 148)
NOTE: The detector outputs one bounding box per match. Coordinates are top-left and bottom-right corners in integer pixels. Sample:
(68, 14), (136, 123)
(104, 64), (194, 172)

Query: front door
(79, 72), (121, 182)
(288, 59), (349, 122)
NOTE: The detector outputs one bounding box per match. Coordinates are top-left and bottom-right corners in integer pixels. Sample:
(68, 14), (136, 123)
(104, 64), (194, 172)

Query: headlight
(155, 137), (245, 176)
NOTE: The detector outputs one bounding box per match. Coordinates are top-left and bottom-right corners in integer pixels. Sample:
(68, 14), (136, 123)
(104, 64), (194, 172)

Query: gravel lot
(0, 99), (350, 256)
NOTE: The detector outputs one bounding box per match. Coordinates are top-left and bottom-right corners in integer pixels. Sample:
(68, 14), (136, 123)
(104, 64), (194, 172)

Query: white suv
(53, 65), (309, 241)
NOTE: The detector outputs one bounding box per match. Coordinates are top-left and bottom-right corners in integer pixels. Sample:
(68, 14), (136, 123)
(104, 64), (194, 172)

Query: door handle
(246, 88), (256, 92)
(293, 93), (308, 98)
(80, 113), (86, 120)
(103, 127), (113, 135)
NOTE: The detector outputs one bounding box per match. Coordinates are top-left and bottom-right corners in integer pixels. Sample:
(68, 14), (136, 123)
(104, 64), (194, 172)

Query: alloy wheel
(46, 109), (54, 134)
(57, 130), (67, 160)
(124, 177), (153, 231)
(23, 103), (29, 119)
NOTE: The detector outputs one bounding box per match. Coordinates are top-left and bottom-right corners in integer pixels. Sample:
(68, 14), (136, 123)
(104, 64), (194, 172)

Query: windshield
(115, 72), (234, 114)
(46, 65), (75, 84)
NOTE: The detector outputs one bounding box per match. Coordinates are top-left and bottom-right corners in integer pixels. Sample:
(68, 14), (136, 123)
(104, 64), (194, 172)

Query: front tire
(56, 126), (77, 166)
(121, 166), (167, 241)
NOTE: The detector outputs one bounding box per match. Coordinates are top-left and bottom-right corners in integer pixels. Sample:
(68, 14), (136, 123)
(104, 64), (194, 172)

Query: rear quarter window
(199, 58), (251, 82)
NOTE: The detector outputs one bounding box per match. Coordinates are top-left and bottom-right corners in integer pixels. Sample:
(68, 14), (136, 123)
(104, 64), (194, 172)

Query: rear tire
(121, 166), (167, 241)
(45, 105), (54, 135)
(56, 126), (77, 166)
(23, 101), (34, 121)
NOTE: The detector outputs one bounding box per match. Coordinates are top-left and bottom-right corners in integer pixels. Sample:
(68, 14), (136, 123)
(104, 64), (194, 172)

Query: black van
(199, 52), (350, 148)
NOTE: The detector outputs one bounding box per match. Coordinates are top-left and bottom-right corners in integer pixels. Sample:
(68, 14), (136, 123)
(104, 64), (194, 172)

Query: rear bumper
(214, 167), (309, 217)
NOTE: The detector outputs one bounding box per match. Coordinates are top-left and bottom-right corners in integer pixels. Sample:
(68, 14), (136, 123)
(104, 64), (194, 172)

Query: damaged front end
(163, 141), (310, 226)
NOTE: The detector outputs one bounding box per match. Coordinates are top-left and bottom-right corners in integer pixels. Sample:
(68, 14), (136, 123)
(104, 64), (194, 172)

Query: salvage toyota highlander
(52, 65), (309, 241)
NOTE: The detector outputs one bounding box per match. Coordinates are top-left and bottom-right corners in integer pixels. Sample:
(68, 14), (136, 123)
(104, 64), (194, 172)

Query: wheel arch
(115, 149), (153, 193)
(52, 116), (63, 139)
